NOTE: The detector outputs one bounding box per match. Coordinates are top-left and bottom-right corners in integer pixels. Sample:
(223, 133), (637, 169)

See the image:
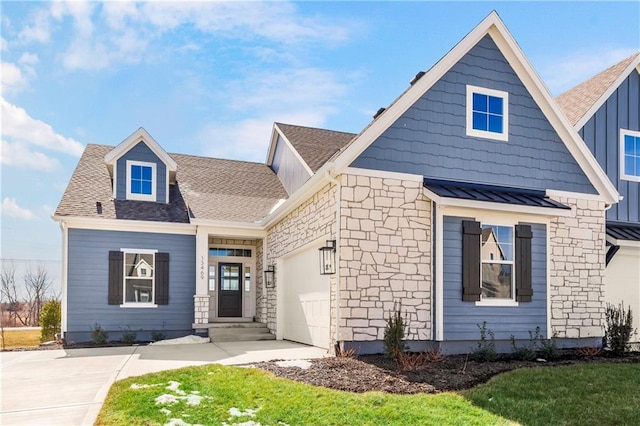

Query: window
(481, 225), (514, 300)
(124, 251), (155, 304)
(466, 85), (509, 141)
(108, 250), (169, 307)
(209, 248), (252, 257)
(126, 160), (156, 201)
(620, 129), (640, 182)
(462, 221), (532, 304)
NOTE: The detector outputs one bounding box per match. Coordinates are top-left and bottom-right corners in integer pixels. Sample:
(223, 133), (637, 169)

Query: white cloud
(0, 140), (61, 172)
(1, 97), (84, 156)
(18, 52), (38, 77)
(18, 9), (51, 44)
(1, 37), (8, 51)
(1, 197), (36, 220)
(0, 62), (26, 93)
(544, 47), (639, 95)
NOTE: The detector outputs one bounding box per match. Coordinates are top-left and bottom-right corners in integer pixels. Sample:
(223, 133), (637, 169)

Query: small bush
(576, 346), (603, 358)
(335, 343), (358, 358)
(395, 348), (445, 371)
(39, 299), (61, 342)
(472, 321), (497, 362)
(383, 303), (407, 360)
(510, 327), (540, 361)
(603, 303), (634, 355)
(91, 323), (108, 344)
(151, 331), (166, 342)
(121, 327), (137, 344)
(538, 332), (560, 360)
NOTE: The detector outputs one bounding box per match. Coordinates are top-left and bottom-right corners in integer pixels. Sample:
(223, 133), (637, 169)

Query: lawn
(0, 328), (41, 349)
(97, 362), (640, 426)
(464, 363), (640, 426)
(96, 364), (513, 426)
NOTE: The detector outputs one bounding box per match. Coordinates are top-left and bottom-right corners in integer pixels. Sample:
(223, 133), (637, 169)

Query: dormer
(104, 128), (177, 203)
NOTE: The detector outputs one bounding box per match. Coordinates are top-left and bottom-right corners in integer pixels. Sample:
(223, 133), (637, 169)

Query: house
(557, 53), (640, 340)
(54, 12), (619, 353)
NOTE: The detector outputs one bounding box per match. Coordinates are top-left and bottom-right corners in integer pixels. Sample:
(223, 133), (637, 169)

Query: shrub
(39, 299), (61, 342)
(151, 331), (166, 342)
(121, 327), (137, 344)
(91, 323), (108, 344)
(510, 328), (539, 361)
(472, 321), (497, 362)
(383, 303), (407, 360)
(576, 346), (603, 358)
(538, 332), (560, 360)
(603, 303), (634, 355)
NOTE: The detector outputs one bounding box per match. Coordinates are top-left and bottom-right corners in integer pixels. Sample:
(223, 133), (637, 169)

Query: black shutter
(155, 252), (170, 305)
(108, 251), (124, 305)
(515, 224), (533, 302)
(462, 220), (482, 302)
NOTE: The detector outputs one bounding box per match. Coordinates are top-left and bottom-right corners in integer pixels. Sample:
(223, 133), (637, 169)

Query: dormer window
(126, 160), (156, 201)
(466, 85), (509, 141)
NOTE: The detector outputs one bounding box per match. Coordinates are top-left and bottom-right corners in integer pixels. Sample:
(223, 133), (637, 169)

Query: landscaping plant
(91, 323), (109, 344)
(383, 303), (407, 360)
(603, 303), (634, 355)
(39, 299), (61, 342)
(120, 326), (137, 344)
(472, 321), (497, 361)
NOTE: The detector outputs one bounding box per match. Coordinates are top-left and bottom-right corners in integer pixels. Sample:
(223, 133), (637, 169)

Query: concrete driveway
(0, 340), (327, 425)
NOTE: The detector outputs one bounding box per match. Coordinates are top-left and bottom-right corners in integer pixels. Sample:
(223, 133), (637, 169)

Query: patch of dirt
(255, 352), (640, 394)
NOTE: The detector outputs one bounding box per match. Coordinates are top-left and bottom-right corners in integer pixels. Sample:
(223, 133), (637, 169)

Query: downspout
(325, 169), (342, 353)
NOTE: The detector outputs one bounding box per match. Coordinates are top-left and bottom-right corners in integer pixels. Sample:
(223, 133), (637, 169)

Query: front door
(218, 263), (242, 317)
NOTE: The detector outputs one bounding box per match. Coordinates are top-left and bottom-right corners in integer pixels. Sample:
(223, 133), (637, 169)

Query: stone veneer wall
(265, 183), (337, 334)
(549, 197), (606, 339)
(339, 174), (432, 343)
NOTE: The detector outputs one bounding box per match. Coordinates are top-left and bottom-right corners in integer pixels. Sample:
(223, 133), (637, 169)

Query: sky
(1, 1), (639, 294)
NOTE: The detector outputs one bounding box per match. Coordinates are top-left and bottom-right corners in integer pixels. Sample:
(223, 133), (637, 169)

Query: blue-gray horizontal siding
(116, 142), (167, 202)
(442, 216), (547, 340)
(271, 135), (311, 195)
(580, 71), (640, 223)
(66, 228), (195, 340)
(351, 35), (596, 195)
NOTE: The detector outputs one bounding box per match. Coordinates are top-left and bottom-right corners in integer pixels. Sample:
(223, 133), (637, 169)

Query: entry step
(203, 322), (276, 342)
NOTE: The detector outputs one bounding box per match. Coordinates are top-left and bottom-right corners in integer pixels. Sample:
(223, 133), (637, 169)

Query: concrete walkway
(0, 340), (327, 425)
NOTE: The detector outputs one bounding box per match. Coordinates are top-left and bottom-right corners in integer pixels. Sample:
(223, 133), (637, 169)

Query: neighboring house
(54, 12), (619, 353)
(557, 53), (640, 340)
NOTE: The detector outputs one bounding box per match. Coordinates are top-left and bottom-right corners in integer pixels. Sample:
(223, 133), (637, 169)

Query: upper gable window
(126, 160), (156, 201)
(620, 129), (640, 182)
(466, 85), (509, 142)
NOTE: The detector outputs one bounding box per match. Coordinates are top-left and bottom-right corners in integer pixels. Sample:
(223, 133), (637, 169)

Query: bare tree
(0, 263), (29, 326)
(24, 266), (52, 326)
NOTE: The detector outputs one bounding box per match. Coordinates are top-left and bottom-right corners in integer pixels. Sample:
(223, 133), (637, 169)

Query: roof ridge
(275, 122), (357, 136)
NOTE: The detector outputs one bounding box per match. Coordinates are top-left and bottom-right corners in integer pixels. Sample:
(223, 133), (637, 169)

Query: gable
(351, 35), (597, 195)
(580, 70), (640, 222)
(271, 134), (312, 195)
(115, 141), (168, 203)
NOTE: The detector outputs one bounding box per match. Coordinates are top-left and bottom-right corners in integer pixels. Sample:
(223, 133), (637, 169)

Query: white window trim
(466, 84), (509, 142)
(475, 222), (519, 307)
(121, 248), (158, 308)
(126, 160), (157, 201)
(620, 128), (640, 183)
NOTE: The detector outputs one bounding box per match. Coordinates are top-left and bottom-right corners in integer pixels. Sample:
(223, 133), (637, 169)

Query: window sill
(120, 303), (158, 308)
(475, 299), (519, 307)
(620, 174), (640, 183)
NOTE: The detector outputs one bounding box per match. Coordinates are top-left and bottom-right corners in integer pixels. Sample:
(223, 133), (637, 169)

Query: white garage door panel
(605, 247), (640, 342)
(282, 243), (330, 349)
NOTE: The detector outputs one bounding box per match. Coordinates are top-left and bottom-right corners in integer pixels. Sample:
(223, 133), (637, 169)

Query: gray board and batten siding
(115, 141), (168, 203)
(579, 70), (640, 223)
(66, 228), (195, 342)
(271, 135), (311, 195)
(443, 216), (547, 343)
(351, 35), (597, 195)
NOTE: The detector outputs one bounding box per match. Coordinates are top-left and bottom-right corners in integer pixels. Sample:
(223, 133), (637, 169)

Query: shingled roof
(55, 144), (287, 224)
(275, 123), (356, 172)
(556, 53), (639, 127)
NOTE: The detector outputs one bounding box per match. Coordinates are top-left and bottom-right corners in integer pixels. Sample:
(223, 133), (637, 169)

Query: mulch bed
(254, 352), (640, 394)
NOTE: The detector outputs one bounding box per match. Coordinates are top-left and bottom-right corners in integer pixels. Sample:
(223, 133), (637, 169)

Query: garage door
(282, 242), (331, 348)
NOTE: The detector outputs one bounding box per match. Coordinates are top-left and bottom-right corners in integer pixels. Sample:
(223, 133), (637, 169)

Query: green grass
(463, 363), (640, 426)
(0, 328), (41, 349)
(96, 364), (514, 426)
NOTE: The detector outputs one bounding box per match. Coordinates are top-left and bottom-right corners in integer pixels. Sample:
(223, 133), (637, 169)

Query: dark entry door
(218, 263), (242, 317)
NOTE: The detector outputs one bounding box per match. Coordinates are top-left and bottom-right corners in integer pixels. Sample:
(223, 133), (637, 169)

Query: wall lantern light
(264, 265), (275, 288)
(319, 240), (336, 275)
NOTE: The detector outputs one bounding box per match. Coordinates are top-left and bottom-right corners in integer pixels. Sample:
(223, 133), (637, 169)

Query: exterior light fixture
(264, 265), (275, 288)
(319, 240), (336, 275)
